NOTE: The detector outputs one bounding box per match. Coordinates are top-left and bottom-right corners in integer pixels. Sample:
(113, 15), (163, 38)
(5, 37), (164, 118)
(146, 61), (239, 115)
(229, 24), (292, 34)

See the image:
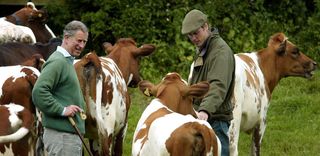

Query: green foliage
(44, 0), (319, 79)
(43, 1), (320, 155)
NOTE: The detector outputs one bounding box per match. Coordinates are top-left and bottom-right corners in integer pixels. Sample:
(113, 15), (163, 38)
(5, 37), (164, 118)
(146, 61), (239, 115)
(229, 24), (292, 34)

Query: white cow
(74, 38), (155, 156)
(0, 2), (56, 44)
(229, 32), (317, 156)
(0, 17), (36, 44)
(0, 65), (41, 156)
(132, 72), (221, 156)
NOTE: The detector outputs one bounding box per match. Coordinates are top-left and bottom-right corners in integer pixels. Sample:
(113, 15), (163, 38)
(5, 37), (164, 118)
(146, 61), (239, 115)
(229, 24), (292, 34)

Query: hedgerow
(45, 0), (319, 81)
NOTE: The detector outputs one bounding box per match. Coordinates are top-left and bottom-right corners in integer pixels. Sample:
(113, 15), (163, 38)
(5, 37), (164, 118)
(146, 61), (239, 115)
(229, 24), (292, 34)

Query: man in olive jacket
(32, 20), (88, 156)
(182, 9), (235, 156)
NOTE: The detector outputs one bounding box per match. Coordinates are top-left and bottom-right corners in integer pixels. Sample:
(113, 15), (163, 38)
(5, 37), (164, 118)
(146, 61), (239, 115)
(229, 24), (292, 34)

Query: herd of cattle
(0, 2), (317, 156)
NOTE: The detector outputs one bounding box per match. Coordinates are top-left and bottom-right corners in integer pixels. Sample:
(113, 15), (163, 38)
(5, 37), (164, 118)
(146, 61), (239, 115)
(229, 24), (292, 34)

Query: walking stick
(68, 116), (94, 156)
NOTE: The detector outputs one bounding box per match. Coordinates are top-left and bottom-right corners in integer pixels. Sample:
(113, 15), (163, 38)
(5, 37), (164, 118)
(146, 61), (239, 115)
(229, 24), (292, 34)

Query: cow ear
(276, 40), (287, 56)
(138, 80), (156, 97)
(27, 2), (36, 10)
(103, 42), (113, 55)
(268, 32), (288, 51)
(186, 81), (209, 98)
(133, 44), (156, 57)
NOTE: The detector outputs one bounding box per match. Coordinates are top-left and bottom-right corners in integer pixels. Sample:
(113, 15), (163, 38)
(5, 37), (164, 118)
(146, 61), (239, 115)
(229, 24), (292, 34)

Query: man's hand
(196, 111), (209, 120)
(63, 105), (82, 117)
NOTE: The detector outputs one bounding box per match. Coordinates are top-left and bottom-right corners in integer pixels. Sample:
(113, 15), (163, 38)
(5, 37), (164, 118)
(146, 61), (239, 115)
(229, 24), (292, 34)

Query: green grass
(120, 70), (320, 156)
(240, 69), (320, 156)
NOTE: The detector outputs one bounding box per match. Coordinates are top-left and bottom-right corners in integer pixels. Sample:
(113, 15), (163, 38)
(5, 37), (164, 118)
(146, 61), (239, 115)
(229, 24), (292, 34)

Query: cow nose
(305, 61), (317, 70)
(313, 61), (317, 70)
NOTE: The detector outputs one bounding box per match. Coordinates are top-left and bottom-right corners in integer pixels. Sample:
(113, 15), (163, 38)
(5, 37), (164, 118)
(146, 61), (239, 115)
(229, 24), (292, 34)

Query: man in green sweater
(182, 9), (235, 156)
(32, 20), (88, 156)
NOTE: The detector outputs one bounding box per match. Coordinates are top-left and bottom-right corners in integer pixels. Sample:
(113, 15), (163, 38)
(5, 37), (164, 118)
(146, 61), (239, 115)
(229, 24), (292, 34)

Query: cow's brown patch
(134, 108), (171, 146)
(165, 122), (219, 156)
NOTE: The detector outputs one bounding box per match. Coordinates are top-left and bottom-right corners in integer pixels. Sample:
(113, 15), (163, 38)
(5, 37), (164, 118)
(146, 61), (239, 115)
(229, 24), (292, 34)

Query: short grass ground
(89, 70), (320, 156)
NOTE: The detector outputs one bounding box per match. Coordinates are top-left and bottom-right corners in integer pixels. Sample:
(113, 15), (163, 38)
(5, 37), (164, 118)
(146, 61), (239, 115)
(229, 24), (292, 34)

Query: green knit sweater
(32, 51), (85, 134)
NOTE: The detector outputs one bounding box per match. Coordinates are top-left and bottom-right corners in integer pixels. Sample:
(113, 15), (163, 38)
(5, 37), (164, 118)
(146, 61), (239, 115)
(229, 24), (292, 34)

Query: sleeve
(198, 47), (234, 116)
(32, 59), (65, 116)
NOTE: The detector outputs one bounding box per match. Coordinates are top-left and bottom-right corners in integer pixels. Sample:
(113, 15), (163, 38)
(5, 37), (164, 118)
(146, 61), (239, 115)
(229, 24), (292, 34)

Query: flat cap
(181, 9), (208, 35)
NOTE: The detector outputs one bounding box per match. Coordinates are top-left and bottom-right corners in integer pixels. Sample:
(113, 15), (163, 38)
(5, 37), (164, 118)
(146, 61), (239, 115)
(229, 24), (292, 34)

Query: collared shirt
(56, 46), (75, 64)
(194, 32), (211, 68)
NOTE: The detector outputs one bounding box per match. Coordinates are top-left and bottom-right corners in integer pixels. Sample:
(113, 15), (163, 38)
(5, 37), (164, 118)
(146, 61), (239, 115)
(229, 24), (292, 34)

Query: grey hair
(63, 20), (88, 37)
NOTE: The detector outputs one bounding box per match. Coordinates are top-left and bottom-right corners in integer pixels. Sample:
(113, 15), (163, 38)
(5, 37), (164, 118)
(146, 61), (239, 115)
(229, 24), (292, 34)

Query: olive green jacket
(189, 29), (235, 121)
(32, 50), (86, 134)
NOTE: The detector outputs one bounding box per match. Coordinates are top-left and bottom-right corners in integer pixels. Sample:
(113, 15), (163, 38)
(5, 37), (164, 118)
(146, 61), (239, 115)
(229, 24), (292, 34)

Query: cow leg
(251, 126), (261, 156)
(113, 128), (125, 156)
(251, 122), (266, 156)
(229, 75), (245, 156)
(229, 101), (243, 156)
(89, 139), (100, 156)
(101, 134), (112, 156)
(229, 116), (241, 156)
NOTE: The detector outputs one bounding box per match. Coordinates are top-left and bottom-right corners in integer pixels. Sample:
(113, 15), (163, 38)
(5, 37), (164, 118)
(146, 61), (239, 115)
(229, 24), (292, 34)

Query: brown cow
(0, 65), (40, 156)
(132, 72), (221, 156)
(3, 2), (56, 43)
(0, 37), (61, 66)
(228, 32), (317, 156)
(74, 38), (155, 156)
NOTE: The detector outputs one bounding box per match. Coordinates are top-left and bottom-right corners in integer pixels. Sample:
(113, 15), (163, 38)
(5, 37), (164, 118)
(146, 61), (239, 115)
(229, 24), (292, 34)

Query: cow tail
(194, 124), (221, 156)
(0, 128), (29, 143)
(79, 52), (105, 136)
(0, 106), (34, 143)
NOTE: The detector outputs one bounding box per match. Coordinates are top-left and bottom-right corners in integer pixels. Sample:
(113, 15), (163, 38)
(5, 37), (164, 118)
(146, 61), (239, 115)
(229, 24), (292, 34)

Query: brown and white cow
(0, 2), (56, 44)
(0, 17), (35, 44)
(74, 38), (155, 156)
(0, 103), (33, 143)
(229, 32), (317, 156)
(132, 72), (221, 156)
(0, 65), (40, 156)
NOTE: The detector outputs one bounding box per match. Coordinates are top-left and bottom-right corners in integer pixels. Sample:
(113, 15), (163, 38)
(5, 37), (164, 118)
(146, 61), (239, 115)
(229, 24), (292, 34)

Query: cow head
(103, 38), (155, 87)
(28, 9), (48, 24)
(24, 2), (48, 24)
(5, 2), (36, 25)
(138, 72), (209, 117)
(265, 33), (317, 79)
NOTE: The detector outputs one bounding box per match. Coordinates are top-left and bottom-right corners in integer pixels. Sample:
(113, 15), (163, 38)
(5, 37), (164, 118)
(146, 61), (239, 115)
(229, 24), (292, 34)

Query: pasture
(116, 70), (320, 156)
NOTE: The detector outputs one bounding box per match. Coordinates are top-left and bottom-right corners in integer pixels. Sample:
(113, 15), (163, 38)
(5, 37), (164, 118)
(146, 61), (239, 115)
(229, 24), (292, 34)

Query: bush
(44, 0), (319, 80)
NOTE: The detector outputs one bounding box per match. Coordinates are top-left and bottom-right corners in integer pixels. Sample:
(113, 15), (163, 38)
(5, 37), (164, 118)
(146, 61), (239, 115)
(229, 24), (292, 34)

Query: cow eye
(291, 48), (300, 57)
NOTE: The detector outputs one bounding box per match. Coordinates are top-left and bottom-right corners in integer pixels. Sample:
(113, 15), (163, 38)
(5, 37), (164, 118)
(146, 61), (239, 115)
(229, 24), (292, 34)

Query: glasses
(187, 27), (202, 39)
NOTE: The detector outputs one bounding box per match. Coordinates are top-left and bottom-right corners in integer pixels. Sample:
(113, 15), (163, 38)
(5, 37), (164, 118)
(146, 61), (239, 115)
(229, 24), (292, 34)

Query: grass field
(97, 70), (320, 156)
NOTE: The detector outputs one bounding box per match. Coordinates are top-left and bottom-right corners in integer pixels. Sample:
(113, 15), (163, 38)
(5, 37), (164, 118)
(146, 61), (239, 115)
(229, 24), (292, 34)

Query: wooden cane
(68, 117), (94, 156)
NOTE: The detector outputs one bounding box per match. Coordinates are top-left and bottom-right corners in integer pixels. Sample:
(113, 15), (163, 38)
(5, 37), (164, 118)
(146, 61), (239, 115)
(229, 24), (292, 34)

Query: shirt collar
(57, 46), (73, 58)
(57, 46), (75, 64)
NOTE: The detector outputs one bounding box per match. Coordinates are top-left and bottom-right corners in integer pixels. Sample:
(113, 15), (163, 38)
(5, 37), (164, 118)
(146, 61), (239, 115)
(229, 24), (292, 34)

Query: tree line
(45, 0), (319, 80)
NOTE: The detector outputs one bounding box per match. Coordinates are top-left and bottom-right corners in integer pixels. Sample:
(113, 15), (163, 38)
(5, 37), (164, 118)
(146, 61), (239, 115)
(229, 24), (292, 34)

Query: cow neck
(107, 54), (130, 84)
(6, 13), (23, 25)
(158, 88), (197, 118)
(27, 22), (52, 43)
(257, 48), (281, 93)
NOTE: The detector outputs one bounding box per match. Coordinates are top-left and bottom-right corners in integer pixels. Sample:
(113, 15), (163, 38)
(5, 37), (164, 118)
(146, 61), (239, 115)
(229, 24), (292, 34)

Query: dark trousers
(210, 120), (230, 156)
